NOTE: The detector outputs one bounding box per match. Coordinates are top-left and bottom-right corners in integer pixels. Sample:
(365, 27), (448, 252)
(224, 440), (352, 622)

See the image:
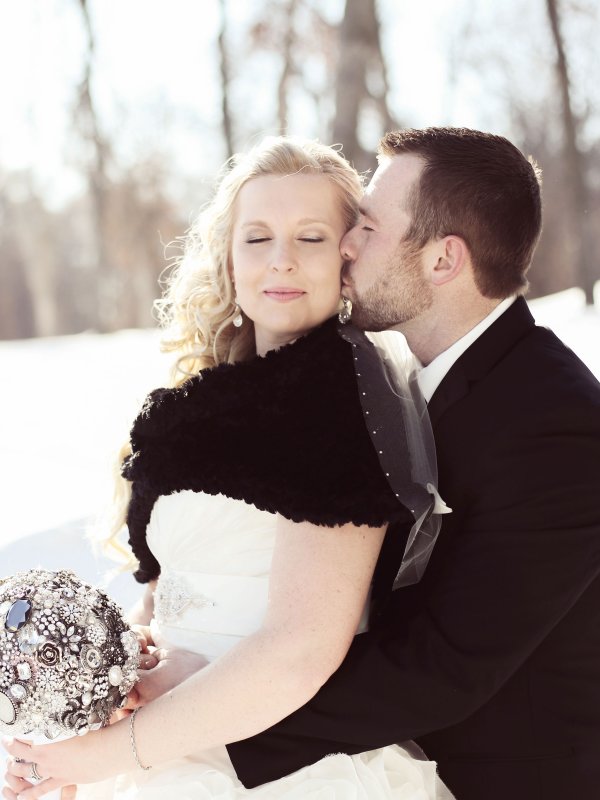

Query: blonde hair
(105, 136), (363, 569)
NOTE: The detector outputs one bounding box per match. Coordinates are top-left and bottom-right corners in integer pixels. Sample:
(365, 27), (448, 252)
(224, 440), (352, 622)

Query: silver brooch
(154, 574), (215, 623)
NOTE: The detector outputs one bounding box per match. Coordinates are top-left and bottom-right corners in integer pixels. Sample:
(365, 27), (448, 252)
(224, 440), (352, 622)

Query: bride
(3, 136), (452, 798)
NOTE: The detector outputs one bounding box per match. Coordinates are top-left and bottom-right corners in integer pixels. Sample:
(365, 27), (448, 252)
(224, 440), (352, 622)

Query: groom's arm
(226, 393), (600, 787)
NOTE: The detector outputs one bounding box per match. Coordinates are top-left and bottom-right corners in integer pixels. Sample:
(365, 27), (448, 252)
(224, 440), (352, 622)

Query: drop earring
(338, 296), (352, 325)
(232, 303), (243, 328)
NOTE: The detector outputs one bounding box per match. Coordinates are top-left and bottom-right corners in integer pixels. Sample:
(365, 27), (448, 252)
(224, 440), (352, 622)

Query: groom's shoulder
(460, 297), (600, 424)
(461, 297), (596, 393)
(498, 316), (600, 413)
(522, 320), (597, 385)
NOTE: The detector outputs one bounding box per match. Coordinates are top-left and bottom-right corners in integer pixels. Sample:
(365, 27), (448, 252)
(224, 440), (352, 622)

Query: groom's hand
(125, 648), (209, 709)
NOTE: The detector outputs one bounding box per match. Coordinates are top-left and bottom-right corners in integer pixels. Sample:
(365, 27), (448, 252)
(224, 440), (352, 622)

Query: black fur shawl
(123, 317), (406, 583)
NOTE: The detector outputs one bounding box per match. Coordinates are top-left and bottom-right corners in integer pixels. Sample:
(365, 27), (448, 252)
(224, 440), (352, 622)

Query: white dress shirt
(417, 296), (517, 403)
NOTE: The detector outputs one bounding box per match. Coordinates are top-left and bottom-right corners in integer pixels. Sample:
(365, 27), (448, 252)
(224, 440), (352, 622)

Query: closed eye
(246, 237), (270, 243)
(299, 237), (324, 243)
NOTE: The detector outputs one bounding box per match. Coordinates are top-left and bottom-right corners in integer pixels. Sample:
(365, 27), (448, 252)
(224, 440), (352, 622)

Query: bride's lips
(263, 288), (306, 302)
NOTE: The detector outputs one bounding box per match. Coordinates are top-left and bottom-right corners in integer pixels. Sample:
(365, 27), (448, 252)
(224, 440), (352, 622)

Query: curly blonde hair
(105, 136), (363, 569)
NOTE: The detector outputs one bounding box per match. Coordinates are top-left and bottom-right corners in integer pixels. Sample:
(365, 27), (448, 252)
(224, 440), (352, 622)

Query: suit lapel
(427, 297), (536, 426)
(427, 366), (470, 427)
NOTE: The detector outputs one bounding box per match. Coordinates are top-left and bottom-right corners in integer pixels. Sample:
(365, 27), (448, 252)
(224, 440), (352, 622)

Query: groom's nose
(340, 226), (359, 262)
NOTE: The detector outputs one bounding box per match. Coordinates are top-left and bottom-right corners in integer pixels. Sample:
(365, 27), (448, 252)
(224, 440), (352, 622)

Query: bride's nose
(270, 242), (297, 272)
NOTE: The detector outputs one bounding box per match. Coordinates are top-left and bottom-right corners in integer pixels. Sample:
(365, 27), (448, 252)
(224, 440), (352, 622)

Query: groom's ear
(427, 235), (469, 286)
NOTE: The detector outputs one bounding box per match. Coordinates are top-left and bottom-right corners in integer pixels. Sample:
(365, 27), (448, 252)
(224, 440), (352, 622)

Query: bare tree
(546, 0), (596, 304)
(332, 0), (397, 171)
(276, 0), (299, 134)
(218, 0), (235, 158)
(0, 182), (35, 339)
(244, 1), (336, 142)
(1, 171), (68, 338)
(75, 0), (115, 329)
(514, 108), (579, 298)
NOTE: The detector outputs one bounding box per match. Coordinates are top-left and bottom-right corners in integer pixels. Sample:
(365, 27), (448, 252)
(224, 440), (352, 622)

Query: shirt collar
(417, 296), (517, 403)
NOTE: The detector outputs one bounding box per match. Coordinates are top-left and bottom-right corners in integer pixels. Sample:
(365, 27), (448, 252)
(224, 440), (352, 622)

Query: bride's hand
(131, 623), (155, 653)
(2, 733), (109, 798)
(114, 624), (161, 716)
(125, 648), (209, 709)
(2, 755), (77, 800)
(110, 649), (159, 720)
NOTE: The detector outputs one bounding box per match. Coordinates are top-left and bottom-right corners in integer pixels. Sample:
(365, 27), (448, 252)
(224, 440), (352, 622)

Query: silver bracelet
(129, 707), (152, 771)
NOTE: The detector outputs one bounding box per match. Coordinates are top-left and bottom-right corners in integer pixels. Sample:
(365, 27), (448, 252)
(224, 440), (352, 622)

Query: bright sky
(0, 0), (597, 206)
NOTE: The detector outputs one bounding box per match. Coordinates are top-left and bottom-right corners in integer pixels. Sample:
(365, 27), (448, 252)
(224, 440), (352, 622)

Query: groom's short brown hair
(379, 127), (542, 299)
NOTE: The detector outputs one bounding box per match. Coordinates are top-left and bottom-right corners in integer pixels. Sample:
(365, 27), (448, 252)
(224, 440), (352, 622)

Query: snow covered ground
(0, 327), (170, 611)
(1, 288), (599, 613)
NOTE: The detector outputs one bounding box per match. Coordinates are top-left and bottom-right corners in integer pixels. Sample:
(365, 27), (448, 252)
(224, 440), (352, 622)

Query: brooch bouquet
(0, 568), (140, 739)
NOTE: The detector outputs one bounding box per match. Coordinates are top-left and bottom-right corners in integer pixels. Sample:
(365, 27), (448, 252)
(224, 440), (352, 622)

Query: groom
(137, 127), (600, 799)
(223, 128), (600, 799)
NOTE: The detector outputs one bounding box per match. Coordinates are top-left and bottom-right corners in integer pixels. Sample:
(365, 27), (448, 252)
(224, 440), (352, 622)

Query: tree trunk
(277, 0), (298, 134)
(332, 0), (397, 172)
(218, 0), (234, 158)
(76, 0), (115, 329)
(13, 196), (62, 337)
(546, 0), (596, 304)
(0, 193), (35, 339)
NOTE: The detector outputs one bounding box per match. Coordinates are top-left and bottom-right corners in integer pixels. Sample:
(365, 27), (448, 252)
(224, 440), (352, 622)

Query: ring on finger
(30, 762), (43, 782)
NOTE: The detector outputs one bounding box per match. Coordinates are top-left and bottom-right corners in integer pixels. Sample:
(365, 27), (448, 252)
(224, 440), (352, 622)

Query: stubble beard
(348, 242), (433, 332)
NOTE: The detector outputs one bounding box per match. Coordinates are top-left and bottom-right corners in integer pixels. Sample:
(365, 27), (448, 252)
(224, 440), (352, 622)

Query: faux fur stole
(123, 317), (404, 583)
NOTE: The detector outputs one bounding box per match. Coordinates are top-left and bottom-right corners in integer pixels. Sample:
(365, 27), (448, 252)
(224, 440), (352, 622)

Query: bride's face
(231, 173), (346, 356)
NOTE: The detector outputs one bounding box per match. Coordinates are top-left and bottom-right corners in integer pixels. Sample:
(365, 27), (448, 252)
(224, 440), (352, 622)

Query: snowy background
(1, 288), (599, 615)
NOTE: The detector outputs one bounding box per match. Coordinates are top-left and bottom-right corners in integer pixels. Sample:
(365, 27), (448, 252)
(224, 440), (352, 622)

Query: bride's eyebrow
(297, 217), (333, 227)
(241, 218), (332, 228)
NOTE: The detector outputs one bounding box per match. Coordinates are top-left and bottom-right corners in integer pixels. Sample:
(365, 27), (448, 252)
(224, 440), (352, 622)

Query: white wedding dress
(82, 489), (454, 799)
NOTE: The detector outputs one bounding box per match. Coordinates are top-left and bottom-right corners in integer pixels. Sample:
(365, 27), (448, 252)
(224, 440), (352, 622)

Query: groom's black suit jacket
(227, 298), (600, 799)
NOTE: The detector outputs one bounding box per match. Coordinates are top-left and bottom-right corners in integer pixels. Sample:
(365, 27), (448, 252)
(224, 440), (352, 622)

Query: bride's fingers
(11, 777), (64, 800)
(131, 624), (155, 652)
(123, 687), (140, 710)
(139, 652), (159, 670)
(109, 708), (132, 723)
(7, 759), (39, 782)
(1, 738), (34, 763)
(8, 760), (66, 800)
(60, 785), (78, 800)
(4, 769), (31, 794)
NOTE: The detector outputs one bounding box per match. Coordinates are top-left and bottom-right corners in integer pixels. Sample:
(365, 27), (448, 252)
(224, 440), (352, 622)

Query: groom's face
(340, 154), (433, 331)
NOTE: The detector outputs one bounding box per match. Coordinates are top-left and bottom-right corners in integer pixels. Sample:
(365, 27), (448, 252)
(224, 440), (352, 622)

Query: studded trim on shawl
(123, 317), (408, 583)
